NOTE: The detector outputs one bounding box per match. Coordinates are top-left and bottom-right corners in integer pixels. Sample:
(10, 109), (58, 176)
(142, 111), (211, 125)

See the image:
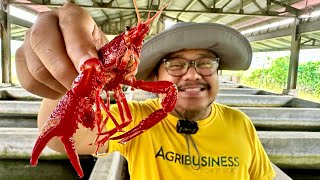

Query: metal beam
(299, 20), (320, 34)
(209, 0), (253, 23)
(11, 16), (32, 28)
(283, 18), (301, 96)
(92, 0), (111, 23)
(197, 0), (209, 9)
(269, 0), (301, 16)
(227, 0), (302, 27)
(246, 28), (291, 42)
(11, 2), (296, 18)
(190, 0), (224, 22)
(176, 0), (197, 20)
(254, 45), (320, 51)
(250, 0), (266, 15)
(246, 19), (320, 42)
(0, 7), (11, 84)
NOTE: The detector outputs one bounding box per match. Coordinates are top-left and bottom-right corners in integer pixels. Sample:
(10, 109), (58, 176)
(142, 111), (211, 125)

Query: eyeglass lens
(164, 57), (219, 77)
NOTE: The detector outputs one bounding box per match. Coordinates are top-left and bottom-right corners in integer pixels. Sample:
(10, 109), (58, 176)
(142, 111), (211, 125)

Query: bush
(241, 56), (320, 101)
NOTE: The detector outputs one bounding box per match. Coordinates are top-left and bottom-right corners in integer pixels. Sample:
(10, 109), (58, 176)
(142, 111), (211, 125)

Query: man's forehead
(167, 49), (217, 58)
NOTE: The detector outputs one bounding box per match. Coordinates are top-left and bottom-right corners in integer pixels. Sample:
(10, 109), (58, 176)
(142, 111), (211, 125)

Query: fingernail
(77, 50), (99, 72)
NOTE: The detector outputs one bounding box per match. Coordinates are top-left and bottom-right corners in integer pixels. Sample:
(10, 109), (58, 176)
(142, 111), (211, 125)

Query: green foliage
(242, 56), (290, 92)
(267, 56), (289, 87)
(297, 61), (320, 95)
(241, 56), (320, 102)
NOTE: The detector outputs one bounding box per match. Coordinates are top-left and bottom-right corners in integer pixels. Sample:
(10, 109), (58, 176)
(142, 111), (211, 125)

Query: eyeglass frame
(162, 57), (220, 77)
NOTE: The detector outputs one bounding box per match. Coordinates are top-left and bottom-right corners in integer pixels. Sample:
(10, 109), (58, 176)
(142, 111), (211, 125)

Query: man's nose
(182, 66), (202, 80)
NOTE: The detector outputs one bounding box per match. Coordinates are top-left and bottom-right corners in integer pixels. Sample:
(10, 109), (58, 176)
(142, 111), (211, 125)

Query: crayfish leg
(95, 89), (104, 133)
(112, 80), (177, 144)
(111, 109), (168, 144)
(92, 127), (118, 155)
(60, 136), (84, 178)
(30, 126), (56, 166)
(114, 86), (132, 127)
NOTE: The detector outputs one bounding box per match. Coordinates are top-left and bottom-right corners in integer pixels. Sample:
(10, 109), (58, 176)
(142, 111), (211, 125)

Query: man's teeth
(184, 88), (201, 92)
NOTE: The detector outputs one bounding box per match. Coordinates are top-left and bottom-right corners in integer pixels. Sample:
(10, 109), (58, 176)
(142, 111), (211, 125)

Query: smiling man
(106, 23), (275, 179)
(158, 49), (219, 120)
(15, 4), (275, 180)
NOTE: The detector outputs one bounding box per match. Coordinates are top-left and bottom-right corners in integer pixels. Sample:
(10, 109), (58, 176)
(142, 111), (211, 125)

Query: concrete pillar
(283, 18), (301, 96)
(0, 3), (11, 84)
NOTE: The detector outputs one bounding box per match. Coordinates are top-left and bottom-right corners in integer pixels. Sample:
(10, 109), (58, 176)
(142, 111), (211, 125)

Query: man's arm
(15, 4), (109, 154)
(15, 3), (108, 99)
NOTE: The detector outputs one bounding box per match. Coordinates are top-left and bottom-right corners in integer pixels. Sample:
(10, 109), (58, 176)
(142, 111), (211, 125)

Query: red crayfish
(30, 0), (177, 178)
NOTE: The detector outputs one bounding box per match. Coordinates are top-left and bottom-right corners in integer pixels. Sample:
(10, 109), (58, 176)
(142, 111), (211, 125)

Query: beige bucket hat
(136, 22), (252, 81)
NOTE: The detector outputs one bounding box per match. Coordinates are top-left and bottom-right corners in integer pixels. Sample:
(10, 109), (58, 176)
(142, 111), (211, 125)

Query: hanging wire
(173, 99), (216, 170)
(184, 134), (201, 170)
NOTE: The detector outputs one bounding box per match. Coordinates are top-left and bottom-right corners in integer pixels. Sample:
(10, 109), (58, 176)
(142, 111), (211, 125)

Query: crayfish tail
(30, 127), (56, 166)
(60, 136), (84, 178)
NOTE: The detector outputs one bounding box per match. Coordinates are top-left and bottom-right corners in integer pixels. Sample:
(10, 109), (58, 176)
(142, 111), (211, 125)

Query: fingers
(30, 10), (78, 90)
(15, 46), (62, 99)
(24, 30), (68, 94)
(15, 3), (108, 99)
(58, 3), (108, 71)
(93, 24), (109, 50)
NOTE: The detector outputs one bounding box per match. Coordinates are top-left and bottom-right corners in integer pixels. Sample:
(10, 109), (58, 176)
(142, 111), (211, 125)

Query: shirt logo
(155, 146), (240, 168)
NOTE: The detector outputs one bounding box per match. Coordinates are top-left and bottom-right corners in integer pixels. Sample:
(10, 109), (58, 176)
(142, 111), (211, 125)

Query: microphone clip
(176, 120), (198, 134)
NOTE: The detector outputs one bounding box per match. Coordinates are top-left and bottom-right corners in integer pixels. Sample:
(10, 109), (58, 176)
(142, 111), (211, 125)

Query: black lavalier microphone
(176, 120), (198, 134)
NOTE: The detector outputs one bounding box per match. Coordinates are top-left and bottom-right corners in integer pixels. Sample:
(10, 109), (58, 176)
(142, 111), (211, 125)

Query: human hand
(15, 3), (108, 99)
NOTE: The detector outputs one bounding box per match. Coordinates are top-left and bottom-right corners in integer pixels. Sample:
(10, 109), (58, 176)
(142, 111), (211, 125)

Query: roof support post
(0, 2), (11, 84)
(283, 18), (301, 96)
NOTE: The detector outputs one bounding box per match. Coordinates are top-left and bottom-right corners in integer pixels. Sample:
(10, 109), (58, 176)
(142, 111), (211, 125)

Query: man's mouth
(180, 87), (205, 92)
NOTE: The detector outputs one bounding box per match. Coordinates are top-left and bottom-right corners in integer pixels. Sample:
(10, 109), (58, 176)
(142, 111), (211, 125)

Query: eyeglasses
(163, 57), (220, 77)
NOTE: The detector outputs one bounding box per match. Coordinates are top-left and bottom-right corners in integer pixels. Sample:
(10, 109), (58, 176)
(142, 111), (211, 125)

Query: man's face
(157, 49), (219, 119)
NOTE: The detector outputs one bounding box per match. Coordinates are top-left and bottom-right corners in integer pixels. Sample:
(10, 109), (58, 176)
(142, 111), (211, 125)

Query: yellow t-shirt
(107, 98), (275, 180)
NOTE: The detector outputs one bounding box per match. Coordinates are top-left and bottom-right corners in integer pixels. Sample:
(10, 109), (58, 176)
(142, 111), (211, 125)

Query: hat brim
(136, 23), (252, 81)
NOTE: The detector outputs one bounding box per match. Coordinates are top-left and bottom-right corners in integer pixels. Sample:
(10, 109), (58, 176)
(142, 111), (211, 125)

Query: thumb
(57, 3), (108, 72)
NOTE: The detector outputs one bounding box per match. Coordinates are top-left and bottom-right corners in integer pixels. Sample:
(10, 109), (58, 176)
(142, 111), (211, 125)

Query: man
(16, 3), (275, 180)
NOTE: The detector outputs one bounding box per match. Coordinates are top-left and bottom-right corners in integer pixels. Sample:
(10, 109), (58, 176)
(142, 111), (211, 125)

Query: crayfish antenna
(133, 0), (141, 23)
(144, 0), (172, 25)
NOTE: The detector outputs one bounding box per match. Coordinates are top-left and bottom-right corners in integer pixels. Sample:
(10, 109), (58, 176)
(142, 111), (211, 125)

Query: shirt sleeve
(248, 119), (276, 180)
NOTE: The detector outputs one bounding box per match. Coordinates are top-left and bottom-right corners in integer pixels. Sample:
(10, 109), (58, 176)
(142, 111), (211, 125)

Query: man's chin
(174, 104), (207, 114)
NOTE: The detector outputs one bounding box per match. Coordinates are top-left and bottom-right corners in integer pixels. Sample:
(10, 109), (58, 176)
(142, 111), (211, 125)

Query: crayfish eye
(125, 26), (131, 35)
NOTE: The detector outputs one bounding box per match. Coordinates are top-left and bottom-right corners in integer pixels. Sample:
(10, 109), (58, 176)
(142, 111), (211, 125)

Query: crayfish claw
(30, 126), (56, 166)
(60, 136), (84, 178)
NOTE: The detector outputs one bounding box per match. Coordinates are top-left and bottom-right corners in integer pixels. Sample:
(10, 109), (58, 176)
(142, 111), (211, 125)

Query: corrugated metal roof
(6, 0), (320, 52)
